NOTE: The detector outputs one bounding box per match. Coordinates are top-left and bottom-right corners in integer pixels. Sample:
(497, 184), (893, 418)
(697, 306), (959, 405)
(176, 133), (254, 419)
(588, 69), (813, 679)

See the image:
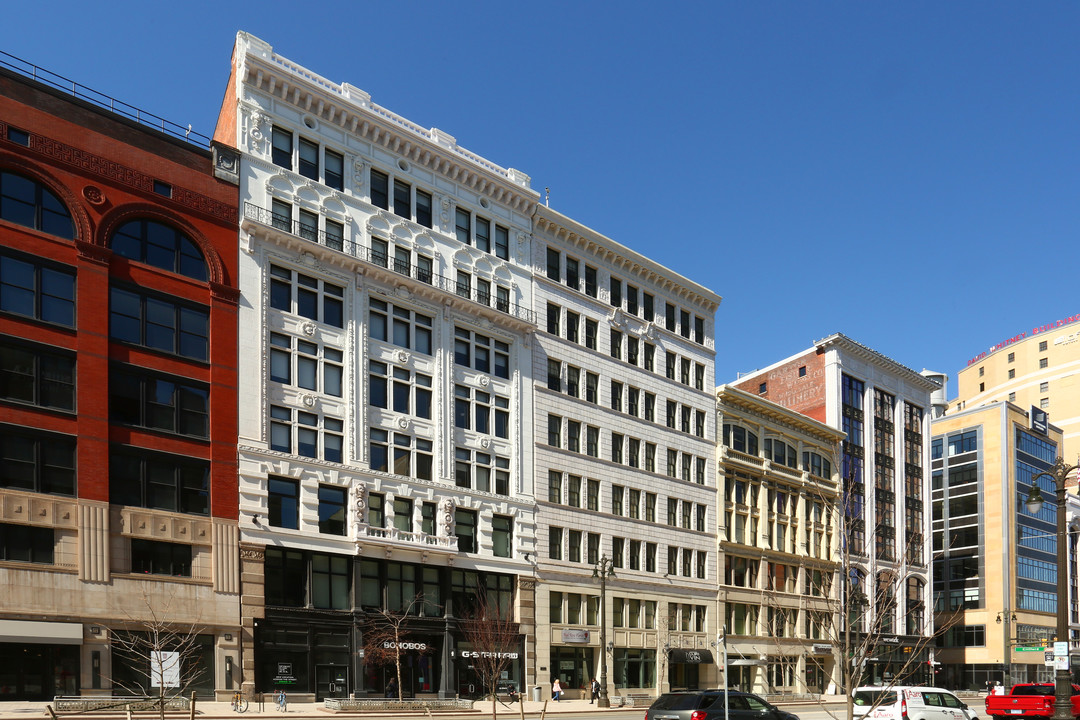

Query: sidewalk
(0, 698), (620, 719)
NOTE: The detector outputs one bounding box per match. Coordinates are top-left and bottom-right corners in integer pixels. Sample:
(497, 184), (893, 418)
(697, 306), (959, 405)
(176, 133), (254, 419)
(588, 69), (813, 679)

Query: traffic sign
(1015, 646), (1046, 652)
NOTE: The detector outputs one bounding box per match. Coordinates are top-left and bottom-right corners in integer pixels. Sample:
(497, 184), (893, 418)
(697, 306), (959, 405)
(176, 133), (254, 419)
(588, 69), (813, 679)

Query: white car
(853, 686), (980, 720)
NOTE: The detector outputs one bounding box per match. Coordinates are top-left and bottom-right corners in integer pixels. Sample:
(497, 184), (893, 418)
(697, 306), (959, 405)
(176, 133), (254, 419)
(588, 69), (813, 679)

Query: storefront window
(614, 648), (655, 689)
(550, 646), (591, 692)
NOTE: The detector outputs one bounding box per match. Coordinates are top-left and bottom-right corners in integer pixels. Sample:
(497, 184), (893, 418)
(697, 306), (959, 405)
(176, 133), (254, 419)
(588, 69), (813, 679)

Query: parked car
(646, 690), (800, 720)
(984, 683), (1080, 720)
(853, 686), (979, 720)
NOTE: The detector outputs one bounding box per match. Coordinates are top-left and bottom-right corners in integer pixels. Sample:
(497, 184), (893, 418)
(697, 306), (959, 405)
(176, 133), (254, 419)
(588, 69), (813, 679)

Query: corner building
(216, 33), (539, 700)
(930, 401), (1076, 690)
(0, 62), (240, 698)
(733, 334), (937, 686)
(533, 208), (721, 697)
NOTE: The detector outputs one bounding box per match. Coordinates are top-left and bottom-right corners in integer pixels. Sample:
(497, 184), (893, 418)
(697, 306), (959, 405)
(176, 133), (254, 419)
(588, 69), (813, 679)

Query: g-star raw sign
(460, 650), (519, 659)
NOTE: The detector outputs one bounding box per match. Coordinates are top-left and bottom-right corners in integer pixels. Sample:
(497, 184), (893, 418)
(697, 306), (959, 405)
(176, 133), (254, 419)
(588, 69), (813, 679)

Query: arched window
(764, 438), (797, 468)
(110, 219), (207, 282)
(722, 423), (758, 456)
(906, 577), (925, 635)
(0, 171), (75, 240)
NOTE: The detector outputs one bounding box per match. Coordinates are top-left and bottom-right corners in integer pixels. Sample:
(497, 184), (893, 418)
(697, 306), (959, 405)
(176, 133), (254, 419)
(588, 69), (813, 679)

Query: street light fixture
(593, 555), (616, 708)
(1024, 457), (1079, 720)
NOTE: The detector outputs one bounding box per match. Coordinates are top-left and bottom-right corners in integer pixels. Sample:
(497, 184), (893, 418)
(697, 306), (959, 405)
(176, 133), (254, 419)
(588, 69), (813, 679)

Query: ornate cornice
(533, 210), (721, 314)
(237, 35), (539, 214)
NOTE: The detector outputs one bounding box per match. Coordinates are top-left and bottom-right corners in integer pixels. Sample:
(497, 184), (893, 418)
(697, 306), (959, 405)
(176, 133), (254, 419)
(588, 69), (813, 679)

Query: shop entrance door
(315, 665), (348, 700)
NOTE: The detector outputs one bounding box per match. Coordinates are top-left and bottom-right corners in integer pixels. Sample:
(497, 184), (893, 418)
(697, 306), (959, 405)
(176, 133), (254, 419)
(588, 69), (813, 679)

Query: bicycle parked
(231, 691), (248, 713)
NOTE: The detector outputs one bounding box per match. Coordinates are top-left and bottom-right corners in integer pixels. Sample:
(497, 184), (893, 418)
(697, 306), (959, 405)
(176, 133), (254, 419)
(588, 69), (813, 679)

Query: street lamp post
(1026, 458), (1079, 720)
(593, 555), (615, 708)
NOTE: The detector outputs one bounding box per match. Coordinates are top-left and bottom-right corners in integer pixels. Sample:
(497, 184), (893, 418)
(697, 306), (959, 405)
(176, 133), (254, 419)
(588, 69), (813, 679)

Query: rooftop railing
(0, 50), (212, 148)
(245, 202), (536, 324)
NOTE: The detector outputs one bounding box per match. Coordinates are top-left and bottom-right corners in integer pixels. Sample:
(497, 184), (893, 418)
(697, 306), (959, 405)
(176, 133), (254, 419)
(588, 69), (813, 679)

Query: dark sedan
(646, 691), (800, 720)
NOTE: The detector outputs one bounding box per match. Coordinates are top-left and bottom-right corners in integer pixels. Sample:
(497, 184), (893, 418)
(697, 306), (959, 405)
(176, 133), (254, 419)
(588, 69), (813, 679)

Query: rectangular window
(325, 149), (344, 191)
(610, 278), (622, 308)
(665, 303), (677, 332)
(268, 476), (300, 529)
(110, 287), (208, 361)
(565, 257), (579, 290)
(271, 126), (293, 168)
(611, 485), (624, 515)
(587, 533), (600, 565)
(456, 509), (478, 553)
(131, 539), (191, 577)
(318, 485), (346, 535)
(311, 553), (350, 609)
(492, 515), (513, 558)
(109, 368), (208, 438)
(110, 448), (208, 515)
(546, 248), (561, 281)
(298, 137), (320, 180)
(567, 475), (581, 507)
(565, 311), (579, 343)
(585, 372), (599, 403)
(370, 299), (434, 355)
(645, 443), (656, 473)
(586, 426), (599, 457)
(0, 427), (76, 496)
(568, 529), (582, 563)
(269, 265), (344, 329)
(0, 522), (54, 564)
(584, 266), (598, 297)
(0, 340), (75, 411)
(549, 526), (563, 560)
(584, 319), (597, 350)
(610, 330), (622, 360)
(587, 479), (600, 511)
(549, 470), (563, 504)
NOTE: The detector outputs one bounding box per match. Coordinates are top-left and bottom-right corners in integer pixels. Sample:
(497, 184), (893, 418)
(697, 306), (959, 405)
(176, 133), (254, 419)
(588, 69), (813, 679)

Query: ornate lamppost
(1025, 457), (1079, 720)
(593, 555), (616, 708)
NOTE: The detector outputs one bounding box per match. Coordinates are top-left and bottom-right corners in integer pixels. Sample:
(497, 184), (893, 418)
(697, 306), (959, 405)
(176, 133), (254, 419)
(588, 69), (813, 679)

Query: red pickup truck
(986, 684), (1080, 720)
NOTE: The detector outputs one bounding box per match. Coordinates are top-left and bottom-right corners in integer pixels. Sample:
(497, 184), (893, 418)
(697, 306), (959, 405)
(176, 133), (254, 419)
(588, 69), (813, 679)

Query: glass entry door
(315, 665), (348, 700)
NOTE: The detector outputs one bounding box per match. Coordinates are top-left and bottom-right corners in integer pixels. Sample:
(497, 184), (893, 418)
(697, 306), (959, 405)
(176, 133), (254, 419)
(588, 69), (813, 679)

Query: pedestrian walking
(552, 678), (562, 702)
(276, 689), (287, 712)
(590, 677), (600, 704)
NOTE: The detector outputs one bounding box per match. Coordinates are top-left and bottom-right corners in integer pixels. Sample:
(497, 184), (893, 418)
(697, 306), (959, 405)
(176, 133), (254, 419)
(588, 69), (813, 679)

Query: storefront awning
(0, 619), (83, 645)
(669, 648), (714, 664)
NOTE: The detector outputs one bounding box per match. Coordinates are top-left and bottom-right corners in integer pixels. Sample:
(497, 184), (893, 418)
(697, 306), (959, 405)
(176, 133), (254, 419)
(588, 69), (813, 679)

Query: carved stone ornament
(479, 437), (491, 449)
(300, 321), (316, 336)
(396, 350), (410, 363)
(353, 159), (368, 187)
(354, 484), (369, 525)
(397, 417), (410, 430)
(518, 578), (537, 590)
(396, 286), (411, 299)
(83, 186), (105, 206)
(438, 497), (455, 536)
(300, 394), (316, 408)
(248, 111), (267, 154)
(240, 547), (265, 561)
(478, 376), (489, 388)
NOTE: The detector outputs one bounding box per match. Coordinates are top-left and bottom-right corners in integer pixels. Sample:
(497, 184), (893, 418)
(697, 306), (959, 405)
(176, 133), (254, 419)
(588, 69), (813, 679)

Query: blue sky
(4, 2), (1077, 396)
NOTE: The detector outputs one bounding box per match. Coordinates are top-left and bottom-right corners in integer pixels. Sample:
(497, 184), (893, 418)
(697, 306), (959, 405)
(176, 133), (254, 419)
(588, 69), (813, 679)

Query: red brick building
(0, 60), (240, 699)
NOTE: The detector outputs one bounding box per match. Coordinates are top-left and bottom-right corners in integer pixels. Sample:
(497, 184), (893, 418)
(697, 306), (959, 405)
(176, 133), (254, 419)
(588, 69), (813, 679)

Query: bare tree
(460, 590), (520, 720)
(108, 593), (207, 720)
(361, 596), (429, 700)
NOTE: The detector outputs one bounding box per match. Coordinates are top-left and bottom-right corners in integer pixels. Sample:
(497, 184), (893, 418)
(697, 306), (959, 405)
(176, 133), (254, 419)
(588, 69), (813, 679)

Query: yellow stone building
(954, 314), (1080, 466)
(930, 400), (1069, 690)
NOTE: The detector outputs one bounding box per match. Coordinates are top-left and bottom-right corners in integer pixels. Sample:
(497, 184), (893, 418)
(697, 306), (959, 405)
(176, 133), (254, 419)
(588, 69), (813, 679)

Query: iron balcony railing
(245, 202), (536, 324)
(0, 51), (212, 148)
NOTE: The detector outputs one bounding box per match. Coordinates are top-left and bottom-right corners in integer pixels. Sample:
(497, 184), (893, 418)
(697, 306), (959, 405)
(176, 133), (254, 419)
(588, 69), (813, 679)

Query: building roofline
(733, 333), (940, 392)
(234, 32), (540, 214)
(717, 384), (846, 444)
(534, 204), (722, 313)
(0, 52), (212, 153)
